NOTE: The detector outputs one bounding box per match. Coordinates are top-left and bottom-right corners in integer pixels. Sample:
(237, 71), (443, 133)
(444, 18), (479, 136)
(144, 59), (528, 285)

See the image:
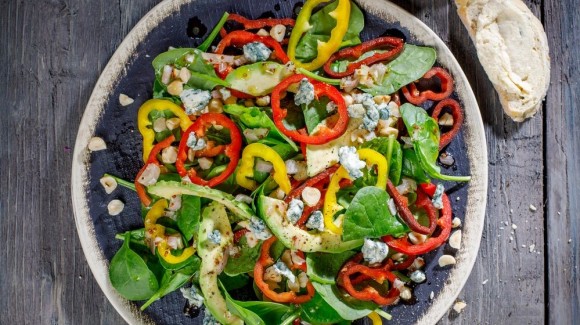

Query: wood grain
(0, 0), (576, 324)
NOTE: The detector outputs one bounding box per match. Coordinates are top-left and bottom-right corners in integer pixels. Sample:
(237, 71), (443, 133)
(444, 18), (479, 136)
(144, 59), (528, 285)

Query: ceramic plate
(71, 0), (488, 324)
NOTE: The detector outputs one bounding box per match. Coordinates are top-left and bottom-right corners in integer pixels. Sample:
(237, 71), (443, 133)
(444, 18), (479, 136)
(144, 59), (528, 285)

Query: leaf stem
(104, 173), (136, 191)
(373, 308), (393, 321)
(197, 12), (229, 52)
(297, 68), (341, 85)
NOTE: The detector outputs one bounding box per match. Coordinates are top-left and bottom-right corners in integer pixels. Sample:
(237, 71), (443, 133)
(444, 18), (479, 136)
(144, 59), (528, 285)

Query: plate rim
(71, 1), (488, 324)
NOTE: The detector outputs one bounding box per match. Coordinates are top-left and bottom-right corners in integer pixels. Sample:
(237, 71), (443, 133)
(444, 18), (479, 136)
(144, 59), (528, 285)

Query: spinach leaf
(219, 273), (250, 291)
(224, 237), (263, 276)
(109, 233), (159, 301)
(152, 48), (228, 92)
(115, 228), (148, 251)
(296, 1), (364, 62)
(360, 136), (403, 185)
(306, 251), (355, 285)
(140, 265), (197, 310)
(400, 104), (471, 182)
(302, 97), (330, 134)
(176, 195), (201, 242)
(300, 291), (346, 324)
(342, 187), (407, 241)
(157, 248), (200, 271)
(312, 282), (376, 321)
(235, 300), (296, 325)
(223, 104), (299, 151)
(362, 44), (436, 95)
(401, 148), (430, 183)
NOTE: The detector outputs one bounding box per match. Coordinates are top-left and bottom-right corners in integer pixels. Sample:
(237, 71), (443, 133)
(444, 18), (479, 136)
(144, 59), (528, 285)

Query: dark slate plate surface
(85, 0), (472, 323)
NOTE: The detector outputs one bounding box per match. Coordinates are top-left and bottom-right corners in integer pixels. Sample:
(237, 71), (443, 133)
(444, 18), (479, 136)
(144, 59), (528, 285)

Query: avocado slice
(257, 196), (363, 253)
(197, 202), (243, 325)
(225, 61), (292, 96)
(148, 180), (255, 221)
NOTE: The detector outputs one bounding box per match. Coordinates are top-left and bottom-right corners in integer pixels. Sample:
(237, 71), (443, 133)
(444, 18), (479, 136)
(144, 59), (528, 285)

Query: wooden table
(0, 0), (577, 324)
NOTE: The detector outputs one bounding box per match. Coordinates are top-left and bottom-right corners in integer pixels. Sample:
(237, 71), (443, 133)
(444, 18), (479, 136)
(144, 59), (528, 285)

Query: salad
(100, 0), (471, 324)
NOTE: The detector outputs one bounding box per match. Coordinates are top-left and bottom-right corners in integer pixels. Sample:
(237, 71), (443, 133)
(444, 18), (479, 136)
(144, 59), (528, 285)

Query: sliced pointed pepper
(271, 74), (349, 145)
(176, 113), (242, 187)
(144, 199), (196, 264)
(254, 237), (315, 304)
(323, 148), (388, 234)
(135, 135), (176, 207)
(386, 180), (437, 235)
(400, 67), (454, 105)
(431, 98), (464, 150)
(287, 0), (351, 71)
(382, 183), (452, 255)
(219, 13), (295, 39)
(214, 30), (289, 63)
(323, 37), (405, 78)
(137, 99), (193, 162)
(236, 143), (291, 194)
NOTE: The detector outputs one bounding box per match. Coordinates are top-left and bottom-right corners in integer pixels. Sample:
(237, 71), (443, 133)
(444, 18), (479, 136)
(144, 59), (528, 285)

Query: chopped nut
(453, 301), (467, 314)
(165, 117), (181, 130)
(438, 255), (456, 267)
(208, 98), (223, 113)
(430, 291), (434, 300)
(179, 67), (191, 83)
(512, 224), (518, 230)
(399, 286), (412, 300)
(342, 94), (354, 106)
(119, 93), (134, 106)
(449, 230), (462, 249)
(167, 80), (184, 96)
(376, 119), (399, 137)
(452, 217), (462, 228)
(408, 232), (427, 245)
(292, 161), (308, 181)
(99, 175), (118, 194)
(161, 146), (178, 164)
(88, 137), (107, 151)
(161, 65), (172, 84)
(270, 24), (286, 42)
(438, 112), (454, 126)
(301, 187), (321, 207)
(198, 157), (213, 170)
(255, 95), (271, 107)
(529, 204), (537, 212)
(256, 28), (269, 36)
(168, 195), (182, 211)
(137, 163), (160, 186)
(298, 272), (308, 288)
(153, 117), (167, 132)
(373, 95), (390, 105)
(244, 99), (255, 107)
(107, 199), (125, 216)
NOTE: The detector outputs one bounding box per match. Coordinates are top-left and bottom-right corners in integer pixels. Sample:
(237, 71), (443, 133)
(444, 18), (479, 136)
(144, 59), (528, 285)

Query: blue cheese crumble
(202, 310), (220, 325)
(305, 210), (324, 231)
(361, 238), (389, 265)
(377, 103), (390, 120)
(180, 88), (211, 115)
(180, 285), (204, 307)
(218, 87), (231, 101)
(286, 199), (304, 224)
(347, 103), (365, 118)
(432, 183), (445, 209)
(294, 78), (315, 106)
(338, 146), (366, 179)
(410, 270), (426, 283)
(274, 261), (296, 284)
(208, 229), (222, 245)
(243, 42), (272, 62)
(186, 132), (207, 151)
(249, 216), (272, 240)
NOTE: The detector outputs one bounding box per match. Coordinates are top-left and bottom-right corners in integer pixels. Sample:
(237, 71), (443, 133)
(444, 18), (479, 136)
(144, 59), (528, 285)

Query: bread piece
(455, 0), (550, 121)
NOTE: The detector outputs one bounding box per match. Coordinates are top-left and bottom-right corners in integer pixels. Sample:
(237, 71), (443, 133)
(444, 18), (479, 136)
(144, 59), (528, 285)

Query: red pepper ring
(219, 14), (295, 45)
(175, 113), (242, 187)
(135, 135), (176, 207)
(431, 98), (464, 150)
(337, 254), (400, 306)
(401, 67), (454, 105)
(254, 237), (315, 304)
(386, 180), (437, 235)
(272, 74), (349, 145)
(214, 30), (289, 63)
(391, 255), (417, 271)
(323, 37), (404, 78)
(382, 183), (453, 256)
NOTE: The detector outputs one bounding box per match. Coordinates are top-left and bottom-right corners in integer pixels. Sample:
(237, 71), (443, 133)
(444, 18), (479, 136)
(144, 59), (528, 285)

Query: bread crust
(455, 0), (550, 121)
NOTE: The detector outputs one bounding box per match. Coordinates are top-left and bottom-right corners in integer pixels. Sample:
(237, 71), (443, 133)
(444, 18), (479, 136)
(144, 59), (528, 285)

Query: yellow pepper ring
(137, 99), (193, 162)
(367, 312), (383, 325)
(323, 148), (389, 234)
(235, 143), (292, 194)
(287, 0), (351, 71)
(144, 199), (196, 264)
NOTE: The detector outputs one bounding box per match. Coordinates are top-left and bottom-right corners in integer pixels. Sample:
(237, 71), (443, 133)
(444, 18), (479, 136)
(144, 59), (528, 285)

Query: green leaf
(109, 234), (159, 301)
(115, 228), (147, 251)
(176, 195), (201, 242)
(218, 273), (251, 291)
(300, 291), (346, 324)
(140, 265), (197, 310)
(342, 187), (407, 241)
(401, 148), (430, 183)
(224, 236), (263, 276)
(306, 251), (355, 285)
(400, 104), (471, 182)
(295, 1), (364, 62)
(235, 300), (295, 325)
(223, 104), (299, 151)
(362, 44), (436, 95)
(302, 97), (330, 134)
(312, 282), (376, 321)
(360, 136), (403, 185)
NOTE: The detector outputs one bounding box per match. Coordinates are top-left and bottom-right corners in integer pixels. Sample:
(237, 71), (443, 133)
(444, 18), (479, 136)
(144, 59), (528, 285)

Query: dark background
(0, 0), (578, 324)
